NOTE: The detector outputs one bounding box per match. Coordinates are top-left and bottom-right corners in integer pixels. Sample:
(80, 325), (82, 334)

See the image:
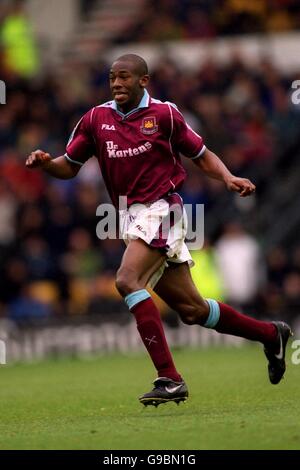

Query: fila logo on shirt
(102, 124), (116, 130)
(105, 140), (152, 158)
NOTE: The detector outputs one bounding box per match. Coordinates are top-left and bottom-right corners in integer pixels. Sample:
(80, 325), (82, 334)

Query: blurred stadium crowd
(0, 1), (300, 327)
(118, 0), (300, 43)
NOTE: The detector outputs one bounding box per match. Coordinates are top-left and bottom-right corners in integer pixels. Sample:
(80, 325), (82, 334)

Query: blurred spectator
(184, 9), (216, 39)
(100, 238), (124, 274)
(79, 0), (98, 19)
(191, 240), (226, 302)
(0, 180), (17, 249)
(266, 247), (290, 288)
(291, 245), (300, 272)
(21, 235), (56, 281)
(0, 258), (28, 304)
(215, 222), (263, 309)
(8, 284), (53, 323)
(283, 272), (300, 320)
(0, 0), (39, 78)
(61, 228), (103, 279)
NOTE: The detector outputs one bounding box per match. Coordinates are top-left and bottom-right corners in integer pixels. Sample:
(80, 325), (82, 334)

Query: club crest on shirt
(140, 116), (158, 135)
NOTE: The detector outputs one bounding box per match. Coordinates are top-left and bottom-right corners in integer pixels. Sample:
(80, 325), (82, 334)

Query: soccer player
(26, 54), (292, 407)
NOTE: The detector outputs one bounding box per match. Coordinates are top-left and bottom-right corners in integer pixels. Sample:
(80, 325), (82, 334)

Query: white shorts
(119, 193), (194, 288)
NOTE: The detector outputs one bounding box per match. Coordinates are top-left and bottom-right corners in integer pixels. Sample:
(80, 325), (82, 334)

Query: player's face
(109, 61), (149, 112)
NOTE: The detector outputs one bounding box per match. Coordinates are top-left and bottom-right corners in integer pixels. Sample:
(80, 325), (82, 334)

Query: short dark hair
(114, 54), (149, 76)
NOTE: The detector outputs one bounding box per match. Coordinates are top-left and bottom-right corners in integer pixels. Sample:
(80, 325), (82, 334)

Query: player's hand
(25, 150), (52, 169)
(225, 176), (256, 197)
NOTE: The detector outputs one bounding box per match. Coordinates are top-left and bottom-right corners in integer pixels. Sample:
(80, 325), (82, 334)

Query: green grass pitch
(0, 345), (299, 450)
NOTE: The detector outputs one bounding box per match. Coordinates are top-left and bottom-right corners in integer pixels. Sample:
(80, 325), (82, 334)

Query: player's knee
(179, 302), (209, 325)
(115, 268), (140, 296)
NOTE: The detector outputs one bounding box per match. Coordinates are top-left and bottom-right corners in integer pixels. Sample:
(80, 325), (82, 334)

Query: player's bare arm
(25, 150), (80, 179)
(194, 148), (256, 197)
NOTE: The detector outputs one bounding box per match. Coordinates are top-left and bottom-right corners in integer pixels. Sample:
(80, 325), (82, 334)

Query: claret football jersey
(65, 90), (206, 207)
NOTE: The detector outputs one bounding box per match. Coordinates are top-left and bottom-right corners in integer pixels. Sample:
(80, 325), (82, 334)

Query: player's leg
(154, 262), (209, 324)
(116, 237), (165, 296)
(115, 239), (186, 398)
(154, 262), (292, 384)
